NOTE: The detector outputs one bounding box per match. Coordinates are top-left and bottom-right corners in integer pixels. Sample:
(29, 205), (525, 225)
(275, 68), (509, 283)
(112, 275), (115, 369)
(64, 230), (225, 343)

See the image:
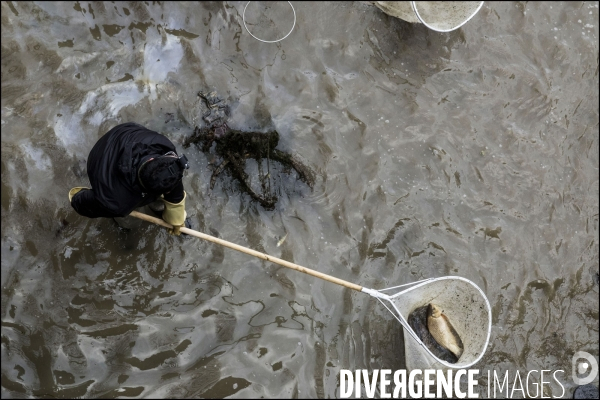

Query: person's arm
(163, 180), (184, 203)
(162, 181), (187, 235)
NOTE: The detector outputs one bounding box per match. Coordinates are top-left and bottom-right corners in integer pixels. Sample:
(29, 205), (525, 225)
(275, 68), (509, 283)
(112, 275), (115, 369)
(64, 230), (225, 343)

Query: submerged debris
(184, 91), (315, 209)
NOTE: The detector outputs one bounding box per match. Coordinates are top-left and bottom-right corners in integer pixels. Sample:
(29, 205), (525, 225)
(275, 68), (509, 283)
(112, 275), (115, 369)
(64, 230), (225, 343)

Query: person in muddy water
(69, 122), (190, 235)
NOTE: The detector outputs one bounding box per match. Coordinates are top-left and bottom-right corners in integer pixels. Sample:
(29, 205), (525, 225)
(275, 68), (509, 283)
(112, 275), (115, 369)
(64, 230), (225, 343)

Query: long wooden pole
(130, 211), (364, 292)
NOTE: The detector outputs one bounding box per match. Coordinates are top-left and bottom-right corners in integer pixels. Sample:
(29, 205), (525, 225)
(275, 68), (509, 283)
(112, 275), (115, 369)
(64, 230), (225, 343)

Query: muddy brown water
(1, 1), (598, 398)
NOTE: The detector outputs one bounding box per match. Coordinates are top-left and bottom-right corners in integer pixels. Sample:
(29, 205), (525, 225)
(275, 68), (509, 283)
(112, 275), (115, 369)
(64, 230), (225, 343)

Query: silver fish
(427, 303), (464, 359)
(408, 305), (458, 364)
(277, 233), (288, 247)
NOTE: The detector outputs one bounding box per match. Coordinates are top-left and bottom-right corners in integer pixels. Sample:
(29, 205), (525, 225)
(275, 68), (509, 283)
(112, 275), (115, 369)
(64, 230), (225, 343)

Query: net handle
(130, 211), (364, 292)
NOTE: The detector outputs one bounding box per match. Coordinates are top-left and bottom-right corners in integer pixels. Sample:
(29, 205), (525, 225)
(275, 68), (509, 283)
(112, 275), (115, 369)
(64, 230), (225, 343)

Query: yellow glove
(162, 191), (187, 236)
(69, 187), (90, 202)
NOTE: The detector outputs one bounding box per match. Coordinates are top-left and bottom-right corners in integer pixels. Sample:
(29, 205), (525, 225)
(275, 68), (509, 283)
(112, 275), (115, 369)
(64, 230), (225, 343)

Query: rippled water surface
(1, 1), (598, 398)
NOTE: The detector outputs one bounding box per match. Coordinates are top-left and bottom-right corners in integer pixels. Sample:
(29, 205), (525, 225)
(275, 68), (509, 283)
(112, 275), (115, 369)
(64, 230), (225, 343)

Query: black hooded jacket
(71, 123), (185, 218)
